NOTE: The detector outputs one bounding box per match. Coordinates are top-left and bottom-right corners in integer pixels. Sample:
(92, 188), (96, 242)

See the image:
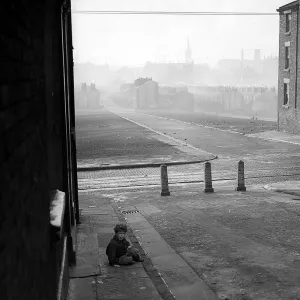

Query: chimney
(254, 49), (261, 62)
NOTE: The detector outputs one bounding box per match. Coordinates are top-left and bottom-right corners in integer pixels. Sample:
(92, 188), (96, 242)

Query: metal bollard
(236, 160), (246, 191)
(160, 164), (170, 196)
(204, 162), (214, 193)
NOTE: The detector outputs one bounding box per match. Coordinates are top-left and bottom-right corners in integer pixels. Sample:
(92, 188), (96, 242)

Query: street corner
(246, 130), (278, 139)
(264, 181), (300, 196)
(246, 130), (300, 146)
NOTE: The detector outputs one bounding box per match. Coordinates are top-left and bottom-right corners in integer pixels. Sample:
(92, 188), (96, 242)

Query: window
(285, 45), (290, 69)
(283, 82), (289, 106)
(286, 13), (291, 33)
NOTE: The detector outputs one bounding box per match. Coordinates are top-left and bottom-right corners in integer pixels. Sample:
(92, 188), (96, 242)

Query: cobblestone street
(78, 153), (300, 193)
(103, 186), (300, 300)
(75, 108), (300, 299)
(76, 108), (300, 193)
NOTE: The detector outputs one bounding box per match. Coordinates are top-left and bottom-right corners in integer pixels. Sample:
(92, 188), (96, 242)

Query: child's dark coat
(105, 235), (130, 265)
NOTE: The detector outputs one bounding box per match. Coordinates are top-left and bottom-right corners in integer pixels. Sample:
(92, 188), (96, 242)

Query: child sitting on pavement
(106, 224), (144, 267)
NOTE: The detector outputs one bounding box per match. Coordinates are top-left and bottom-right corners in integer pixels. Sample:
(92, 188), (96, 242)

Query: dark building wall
(278, 4), (300, 133)
(0, 1), (77, 299)
(45, 0), (66, 191)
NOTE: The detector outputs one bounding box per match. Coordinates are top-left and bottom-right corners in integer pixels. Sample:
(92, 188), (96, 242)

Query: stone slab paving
(67, 194), (164, 300)
(106, 184), (300, 299)
(118, 203), (218, 300)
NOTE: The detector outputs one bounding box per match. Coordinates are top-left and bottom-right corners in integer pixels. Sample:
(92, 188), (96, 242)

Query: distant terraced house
(133, 78), (159, 109)
(277, 0), (300, 134)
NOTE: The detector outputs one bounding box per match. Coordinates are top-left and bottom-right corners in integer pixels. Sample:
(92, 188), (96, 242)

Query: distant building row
(75, 82), (102, 109)
(120, 78), (194, 111)
(119, 78), (277, 118)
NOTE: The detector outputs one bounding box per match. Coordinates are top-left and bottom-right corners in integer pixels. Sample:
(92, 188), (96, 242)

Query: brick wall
(278, 5), (300, 134)
(0, 1), (68, 299)
(45, 0), (66, 191)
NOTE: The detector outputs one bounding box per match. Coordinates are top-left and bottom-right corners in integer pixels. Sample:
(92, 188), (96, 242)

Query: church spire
(185, 38), (192, 63)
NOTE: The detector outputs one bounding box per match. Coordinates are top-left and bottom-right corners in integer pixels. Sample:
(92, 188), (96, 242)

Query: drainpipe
(277, 13), (281, 131)
(64, 3), (76, 228)
(66, 0), (80, 224)
(61, 0), (76, 264)
(295, 8), (299, 110)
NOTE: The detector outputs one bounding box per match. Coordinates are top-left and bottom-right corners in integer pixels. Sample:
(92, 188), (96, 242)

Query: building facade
(1, 0), (79, 299)
(277, 1), (300, 133)
(134, 79), (159, 109)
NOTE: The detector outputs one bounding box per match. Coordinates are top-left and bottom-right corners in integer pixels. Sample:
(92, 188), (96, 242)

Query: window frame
(285, 13), (292, 33)
(283, 79), (290, 107)
(284, 42), (290, 70)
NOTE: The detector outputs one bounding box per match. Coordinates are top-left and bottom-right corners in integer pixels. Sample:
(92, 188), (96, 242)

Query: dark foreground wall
(0, 1), (77, 299)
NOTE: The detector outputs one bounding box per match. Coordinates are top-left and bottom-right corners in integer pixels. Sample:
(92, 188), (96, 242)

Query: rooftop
(277, 0), (299, 12)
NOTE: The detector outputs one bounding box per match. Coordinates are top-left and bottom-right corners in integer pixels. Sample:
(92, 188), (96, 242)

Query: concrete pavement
(67, 181), (300, 300)
(103, 182), (300, 300)
(67, 192), (219, 300)
(117, 203), (218, 300)
(67, 193), (166, 300)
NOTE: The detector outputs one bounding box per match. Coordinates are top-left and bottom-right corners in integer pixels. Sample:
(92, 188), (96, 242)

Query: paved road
(109, 185), (300, 300)
(76, 107), (300, 192)
(75, 108), (300, 299)
(109, 108), (287, 159)
(75, 109), (214, 168)
(141, 109), (277, 134)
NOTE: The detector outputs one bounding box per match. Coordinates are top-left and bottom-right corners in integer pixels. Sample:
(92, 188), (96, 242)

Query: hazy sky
(71, 0), (290, 67)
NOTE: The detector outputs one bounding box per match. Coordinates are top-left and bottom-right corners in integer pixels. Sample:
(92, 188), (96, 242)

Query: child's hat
(114, 224), (128, 233)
